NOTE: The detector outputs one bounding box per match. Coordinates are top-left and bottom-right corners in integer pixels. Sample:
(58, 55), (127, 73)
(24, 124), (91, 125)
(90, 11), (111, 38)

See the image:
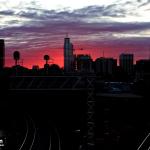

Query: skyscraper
(0, 39), (5, 70)
(119, 53), (134, 75)
(64, 35), (74, 72)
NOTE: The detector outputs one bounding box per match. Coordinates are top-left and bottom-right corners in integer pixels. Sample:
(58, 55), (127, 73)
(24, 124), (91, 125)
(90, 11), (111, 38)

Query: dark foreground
(0, 75), (150, 150)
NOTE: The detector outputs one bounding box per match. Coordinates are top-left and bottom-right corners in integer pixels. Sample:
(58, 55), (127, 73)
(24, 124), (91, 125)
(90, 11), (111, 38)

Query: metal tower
(80, 76), (95, 150)
(86, 77), (95, 150)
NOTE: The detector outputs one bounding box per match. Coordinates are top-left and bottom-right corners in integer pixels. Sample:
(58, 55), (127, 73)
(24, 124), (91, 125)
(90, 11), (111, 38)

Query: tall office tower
(119, 53), (134, 74)
(0, 39), (5, 70)
(64, 35), (74, 72)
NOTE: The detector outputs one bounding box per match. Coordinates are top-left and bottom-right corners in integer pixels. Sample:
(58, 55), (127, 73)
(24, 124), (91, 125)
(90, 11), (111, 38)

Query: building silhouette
(0, 39), (5, 70)
(136, 59), (150, 80)
(95, 57), (117, 75)
(64, 35), (74, 72)
(76, 54), (93, 73)
(119, 53), (134, 75)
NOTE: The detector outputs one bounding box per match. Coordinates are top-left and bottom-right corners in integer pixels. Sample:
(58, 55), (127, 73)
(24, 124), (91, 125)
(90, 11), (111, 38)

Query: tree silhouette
(13, 51), (20, 66)
(44, 55), (50, 65)
(49, 64), (62, 74)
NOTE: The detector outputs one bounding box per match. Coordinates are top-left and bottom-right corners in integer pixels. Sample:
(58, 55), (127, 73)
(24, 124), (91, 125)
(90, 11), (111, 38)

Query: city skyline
(1, 37), (150, 69)
(0, 0), (150, 68)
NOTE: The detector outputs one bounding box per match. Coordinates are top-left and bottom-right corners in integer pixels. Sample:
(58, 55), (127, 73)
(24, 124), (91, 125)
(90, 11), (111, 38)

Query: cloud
(0, 0), (150, 67)
(0, 10), (14, 15)
(138, 0), (150, 7)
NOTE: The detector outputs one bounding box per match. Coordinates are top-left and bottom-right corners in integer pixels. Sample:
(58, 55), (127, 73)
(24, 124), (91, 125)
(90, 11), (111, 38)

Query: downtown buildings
(63, 37), (135, 78)
(95, 57), (117, 75)
(63, 36), (136, 77)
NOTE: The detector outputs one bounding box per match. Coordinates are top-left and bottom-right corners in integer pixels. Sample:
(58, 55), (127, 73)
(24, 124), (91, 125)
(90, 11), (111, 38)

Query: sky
(0, 0), (150, 68)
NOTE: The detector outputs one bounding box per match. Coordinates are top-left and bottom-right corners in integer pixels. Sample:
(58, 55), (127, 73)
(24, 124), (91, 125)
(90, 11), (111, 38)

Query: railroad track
(137, 133), (150, 150)
(16, 114), (62, 150)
